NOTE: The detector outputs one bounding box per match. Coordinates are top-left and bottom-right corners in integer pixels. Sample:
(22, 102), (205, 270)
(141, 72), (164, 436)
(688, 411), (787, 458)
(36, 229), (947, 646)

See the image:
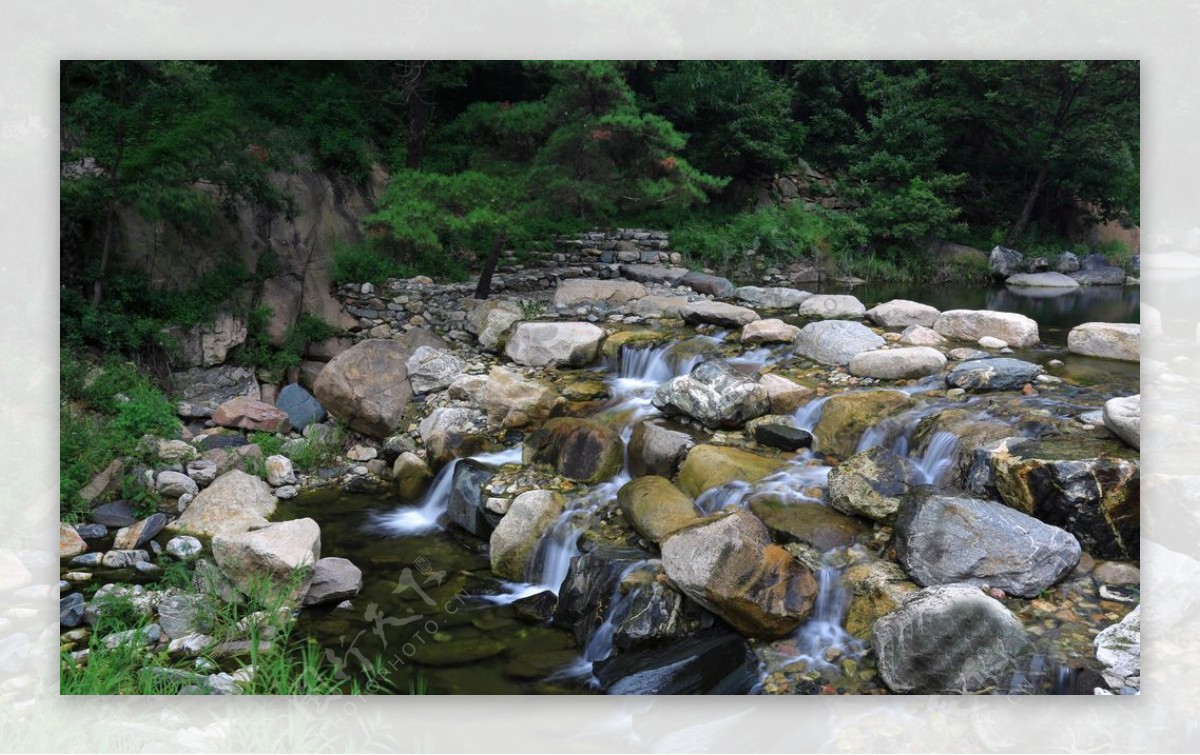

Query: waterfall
(791, 396), (829, 433)
(371, 445), (522, 537)
(911, 431), (958, 486)
(782, 566), (863, 671)
(547, 559), (652, 685)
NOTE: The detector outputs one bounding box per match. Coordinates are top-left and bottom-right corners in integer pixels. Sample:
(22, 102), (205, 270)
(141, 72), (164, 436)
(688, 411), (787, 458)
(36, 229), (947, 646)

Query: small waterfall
(547, 559), (651, 685)
(782, 566), (863, 671)
(911, 431), (958, 486)
(791, 396), (829, 433)
(371, 446), (522, 537)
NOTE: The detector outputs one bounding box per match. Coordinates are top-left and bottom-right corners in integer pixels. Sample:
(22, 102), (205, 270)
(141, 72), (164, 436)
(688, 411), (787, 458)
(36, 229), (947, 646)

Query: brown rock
(212, 396), (291, 434)
(618, 476), (700, 544)
(60, 524), (87, 558)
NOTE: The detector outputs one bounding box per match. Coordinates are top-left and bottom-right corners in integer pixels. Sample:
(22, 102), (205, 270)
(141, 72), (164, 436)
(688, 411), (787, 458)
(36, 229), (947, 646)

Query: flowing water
(283, 281), (1139, 694)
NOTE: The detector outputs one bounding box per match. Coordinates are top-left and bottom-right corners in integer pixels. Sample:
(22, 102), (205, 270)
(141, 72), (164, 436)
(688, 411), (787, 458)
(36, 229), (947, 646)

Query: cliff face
(115, 163), (390, 347)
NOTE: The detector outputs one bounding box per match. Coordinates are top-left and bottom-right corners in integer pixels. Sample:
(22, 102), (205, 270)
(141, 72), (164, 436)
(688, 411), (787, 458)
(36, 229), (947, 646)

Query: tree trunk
(405, 63), (430, 170)
(473, 234), (507, 300)
(1005, 159), (1050, 247)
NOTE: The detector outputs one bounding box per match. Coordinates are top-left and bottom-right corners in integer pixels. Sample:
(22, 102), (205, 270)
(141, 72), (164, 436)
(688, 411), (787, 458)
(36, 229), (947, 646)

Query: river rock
(553, 278), (647, 307)
(302, 557), (363, 606)
(419, 407), (488, 466)
(734, 286), (811, 309)
(211, 396), (291, 434)
(946, 358), (1043, 392)
(480, 366), (557, 430)
(60, 524), (87, 558)
(627, 419), (695, 478)
(489, 490), (564, 581)
(524, 417), (624, 484)
(618, 263), (690, 285)
(934, 309), (1039, 348)
(405, 346), (466, 395)
(173, 365), (261, 417)
(166, 535), (202, 560)
(682, 301), (760, 328)
(60, 592), (86, 628)
(827, 445), (919, 523)
(101, 549), (150, 568)
(848, 346), (947, 380)
(748, 498), (869, 551)
(1070, 265), (1126, 285)
(865, 299), (941, 328)
(988, 437), (1139, 560)
(89, 500), (136, 527)
(1103, 394), (1140, 449)
(153, 438), (199, 463)
(476, 304), (523, 352)
(185, 459), (219, 488)
(740, 318), (799, 345)
(1067, 322), (1140, 362)
(989, 245), (1024, 278)
(505, 322), (605, 367)
(446, 459), (498, 537)
(661, 510), (817, 638)
(1006, 271), (1081, 288)
(73, 523), (107, 540)
(618, 476), (699, 544)
(392, 452), (432, 501)
(313, 339), (415, 438)
(798, 294), (866, 320)
(977, 336), (1008, 349)
(758, 373), (813, 414)
(602, 329), (670, 359)
(653, 359), (770, 429)
(265, 455), (297, 487)
(793, 320), (885, 366)
(899, 324), (947, 347)
(894, 492), (1081, 597)
(843, 558), (920, 639)
(753, 423), (813, 452)
(872, 583), (1029, 693)
(677, 444), (785, 500)
(594, 627), (757, 695)
(212, 517), (321, 601)
(1094, 605), (1140, 692)
(275, 383), (325, 432)
(112, 513), (167, 550)
(812, 390), (916, 458)
(157, 470), (199, 498)
(555, 548), (650, 645)
(607, 566), (710, 652)
(167, 470), (277, 538)
(676, 271), (734, 298)
(633, 295), (690, 318)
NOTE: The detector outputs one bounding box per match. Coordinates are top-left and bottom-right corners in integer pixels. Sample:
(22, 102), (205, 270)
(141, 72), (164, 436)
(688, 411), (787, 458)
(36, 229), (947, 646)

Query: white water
(372, 445), (523, 537)
(780, 566), (863, 672)
(549, 559), (653, 684)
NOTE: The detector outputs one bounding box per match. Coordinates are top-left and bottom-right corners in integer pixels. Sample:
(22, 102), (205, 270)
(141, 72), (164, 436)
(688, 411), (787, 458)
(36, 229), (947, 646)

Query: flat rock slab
(848, 346), (947, 380)
(933, 309), (1040, 348)
(1068, 322), (1139, 362)
(553, 278), (647, 307)
(505, 322), (606, 367)
(734, 286), (812, 309)
(1006, 272), (1081, 288)
(682, 301), (760, 328)
(946, 358), (1042, 392)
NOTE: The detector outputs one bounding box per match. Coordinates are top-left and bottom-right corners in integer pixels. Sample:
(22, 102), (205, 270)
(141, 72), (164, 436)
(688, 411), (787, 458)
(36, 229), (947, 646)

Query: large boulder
(480, 367), (557, 430)
(747, 498), (870, 551)
(405, 346), (466, 395)
(989, 245), (1024, 278)
(553, 278), (647, 308)
(653, 359), (770, 429)
(1006, 272), (1081, 288)
(676, 444), (785, 499)
(1094, 605), (1140, 693)
(793, 320), (885, 366)
(627, 419), (695, 478)
(469, 301), (523, 352)
(1067, 322), (1140, 362)
(811, 390), (916, 458)
(872, 584), (1029, 693)
(1070, 266), (1127, 285)
(618, 476), (700, 544)
(275, 383), (326, 432)
(419, 407), (488, 466)
(798, 294), (866, 320)
(740, 318), (800, 345)
(1104, 394), (1140, 449)
(504, 322), (605, 367)
(167, 470), (277, 538)
(313, 339), (415, 438)
(681, 301), (761, 328)
(933, 309), (1040, 348)
(676, 271), (734, 298)
(827, 445), (920, 523)
(489, 490), (564, 581)
(302, 557), (363, 606)
(661, 510), (817, 639)
(865, 299), (940, 328)
(894, 493), (1081, 598)
(211, 396), (291, 434)
(988, 437), (1139, 560)
(848, 346), (947, 380)
(524, 417), (624, 484)
(946, 358), (1043, 392)
(734, 286), (812, 309)
(212, 518), (321, 601)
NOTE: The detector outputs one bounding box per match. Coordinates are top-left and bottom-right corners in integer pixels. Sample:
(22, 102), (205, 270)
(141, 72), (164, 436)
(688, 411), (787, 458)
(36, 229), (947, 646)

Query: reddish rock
(212, 396), (291, 433)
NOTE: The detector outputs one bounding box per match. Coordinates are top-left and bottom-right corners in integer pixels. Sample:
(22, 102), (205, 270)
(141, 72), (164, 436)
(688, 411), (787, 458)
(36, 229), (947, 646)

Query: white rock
(798, 294), (866, 319)
(265, 455), (297, 486)
(978, 336), (1008, 349)
(1103, 394), (1140, 449)
(866, 299), (940, 328)
(933, 309), (1040, 348)
(1068, 322), (1140, 362)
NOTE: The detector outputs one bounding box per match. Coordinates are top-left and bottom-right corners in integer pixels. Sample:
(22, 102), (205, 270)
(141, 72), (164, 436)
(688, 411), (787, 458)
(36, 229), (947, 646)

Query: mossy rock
(561, 379), (610, 401)
(812, 390), (916, 458)
(676, 445), (785, 499)
(748, 497), (871, 551)
(407, 636), (508, 667)
(618, 476), (700, 543)
(603, 329), (672, 359)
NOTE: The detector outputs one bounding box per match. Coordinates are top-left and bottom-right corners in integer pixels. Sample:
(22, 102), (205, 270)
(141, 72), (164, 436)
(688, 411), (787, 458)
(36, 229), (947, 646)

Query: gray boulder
(676, 271), (734, 298)
(798, 294), (866, 319)
(933, 309), (1040, 348)
(848, 346), (947, 380)
(312, 338), (417, 438)
(167, 470), (277, 538)
(302, 557), (363, 606)
(618, 264), (690, 285)
(734, 286), (812, 309)
(446, 459), (499, 537)
(894, 493), (1081, 597)
(793, 320), (885, 366)
(1006, 272), (1081, 288)
(489, 490), (564, 581)
(873, 584), (1029, 693)
(419, 407), (488, 466)
(212, 518), (321, 601)
(865, 299), (940, 328)
(628, 419), (695, 478)
(946, 358), (1042, 392)
(653, 359), (770, 429)
(405, 346), (466, 395)
(827, 446), (920, 523)
(1071, 266), (1127, 285)
(157, 470), (199, 498)
(989, 245), (1024, 278)
(1094, 605), (1140, 692)
(1055, 251), (1081, 273)
(553, 278), (646, 308)
(172, 365), (261, 418)
(275, 383), (326, 432)
(505, 322), (605, 367)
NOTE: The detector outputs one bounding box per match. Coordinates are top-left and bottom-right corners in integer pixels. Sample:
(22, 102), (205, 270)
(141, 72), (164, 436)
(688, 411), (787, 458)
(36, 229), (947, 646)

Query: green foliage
(234, 310), (339, 384)
(672, 203), (841, 267)
(287, 423), (346, 473)
(249, 431), (285, 458)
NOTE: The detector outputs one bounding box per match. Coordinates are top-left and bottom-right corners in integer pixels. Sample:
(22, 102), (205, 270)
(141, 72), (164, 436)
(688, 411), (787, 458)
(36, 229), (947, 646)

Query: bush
(234, 310), (339, 384)
(331, 239), (469, 287)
